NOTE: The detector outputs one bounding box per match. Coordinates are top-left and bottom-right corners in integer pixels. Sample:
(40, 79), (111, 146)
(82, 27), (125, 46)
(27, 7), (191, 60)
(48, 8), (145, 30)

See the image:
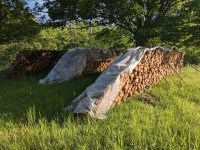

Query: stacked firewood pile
(3, 50), (67, 77)
(114, 48), (184, 105)
(2, 49), (121, 78)
(84, 48), (122, 73)
(84, 55), (119, 73)
(49, 50), (67, 68)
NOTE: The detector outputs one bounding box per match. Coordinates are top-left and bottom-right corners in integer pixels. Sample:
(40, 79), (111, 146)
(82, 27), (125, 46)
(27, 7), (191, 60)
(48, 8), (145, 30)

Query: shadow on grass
(0, 71), (101, 124)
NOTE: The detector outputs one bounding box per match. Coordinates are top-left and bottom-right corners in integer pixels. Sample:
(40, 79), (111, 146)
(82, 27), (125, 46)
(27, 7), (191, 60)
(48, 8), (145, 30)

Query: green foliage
(44, 0), (196, 46)
(0, 22), (134, 69)
(0, 0), (40, 44)
(147, 37), (172, 47)
(0, 66), (200, 149)
(95, 27), (135, 49)
(0, 43), (28, 70)
(180, 0), (200, 46)
(182, 46), (200, 64)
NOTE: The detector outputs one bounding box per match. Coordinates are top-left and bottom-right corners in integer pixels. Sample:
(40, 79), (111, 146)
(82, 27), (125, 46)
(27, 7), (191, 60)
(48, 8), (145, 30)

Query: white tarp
(39, 48), (121, 84)
(64, 46), (171, 117)
(39, 48), (87, 84)
(39, 46), (174, 117)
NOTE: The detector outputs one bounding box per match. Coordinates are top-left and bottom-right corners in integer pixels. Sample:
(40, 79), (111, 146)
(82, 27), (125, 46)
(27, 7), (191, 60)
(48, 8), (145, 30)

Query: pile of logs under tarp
(84, 56), (119, 73)
(1, 49), (122, 78)
(114, 48), (184, 106)
(2, 50), (67, 78)
(84, 48), (122, 73)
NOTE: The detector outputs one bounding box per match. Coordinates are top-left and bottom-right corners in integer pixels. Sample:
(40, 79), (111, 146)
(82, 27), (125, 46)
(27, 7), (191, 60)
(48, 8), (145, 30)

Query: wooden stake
(184, 60), (200, 73)
(156, 66), (170, 86)
(164, 59), (184, 81)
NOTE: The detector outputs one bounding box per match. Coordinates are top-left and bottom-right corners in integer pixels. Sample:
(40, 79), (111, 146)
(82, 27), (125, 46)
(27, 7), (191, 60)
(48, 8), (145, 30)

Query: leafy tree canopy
(180, 0), (200, 46)
(43, 0), (199, 46)
(0, 0), (40, 44)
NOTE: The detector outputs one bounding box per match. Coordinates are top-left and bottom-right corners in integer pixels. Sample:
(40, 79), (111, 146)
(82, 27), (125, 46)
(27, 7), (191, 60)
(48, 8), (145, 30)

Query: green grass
(0, 66), (200, 149)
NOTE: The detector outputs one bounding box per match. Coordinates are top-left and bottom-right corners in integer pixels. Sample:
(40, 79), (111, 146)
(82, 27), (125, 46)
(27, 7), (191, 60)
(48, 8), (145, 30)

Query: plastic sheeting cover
(39, 48), (87, 84)
(64, 46), (172, 117)
(39, 48), (121, 84)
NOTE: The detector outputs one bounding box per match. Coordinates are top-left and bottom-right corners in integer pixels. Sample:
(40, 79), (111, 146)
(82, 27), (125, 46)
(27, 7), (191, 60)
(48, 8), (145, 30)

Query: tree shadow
(0, 71), (101, 124)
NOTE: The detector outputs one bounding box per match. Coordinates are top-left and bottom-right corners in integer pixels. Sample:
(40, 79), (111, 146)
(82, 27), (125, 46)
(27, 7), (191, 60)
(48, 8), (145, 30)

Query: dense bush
(182, 46), (200, 64)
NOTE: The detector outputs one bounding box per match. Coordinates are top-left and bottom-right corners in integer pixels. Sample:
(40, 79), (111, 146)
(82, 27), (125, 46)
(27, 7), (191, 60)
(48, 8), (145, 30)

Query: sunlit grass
(0, 66), (200, 149)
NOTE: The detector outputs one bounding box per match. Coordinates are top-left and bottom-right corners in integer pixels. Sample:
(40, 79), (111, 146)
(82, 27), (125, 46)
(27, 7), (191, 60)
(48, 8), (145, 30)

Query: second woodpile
(113, 48), (184, 106)
(2, 50), (67, 78)
(84, 56), (119, 73)
(84, 48), (122, 73)
(2, 49), (121, 78)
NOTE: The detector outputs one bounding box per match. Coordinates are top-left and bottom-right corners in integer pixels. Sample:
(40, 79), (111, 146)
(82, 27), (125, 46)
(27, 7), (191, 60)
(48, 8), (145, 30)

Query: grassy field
(0, 66), (200, 149)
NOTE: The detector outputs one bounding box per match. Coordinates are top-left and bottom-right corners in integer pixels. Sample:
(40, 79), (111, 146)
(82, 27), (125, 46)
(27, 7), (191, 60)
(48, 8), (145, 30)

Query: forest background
(0, 0), (200, 71)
